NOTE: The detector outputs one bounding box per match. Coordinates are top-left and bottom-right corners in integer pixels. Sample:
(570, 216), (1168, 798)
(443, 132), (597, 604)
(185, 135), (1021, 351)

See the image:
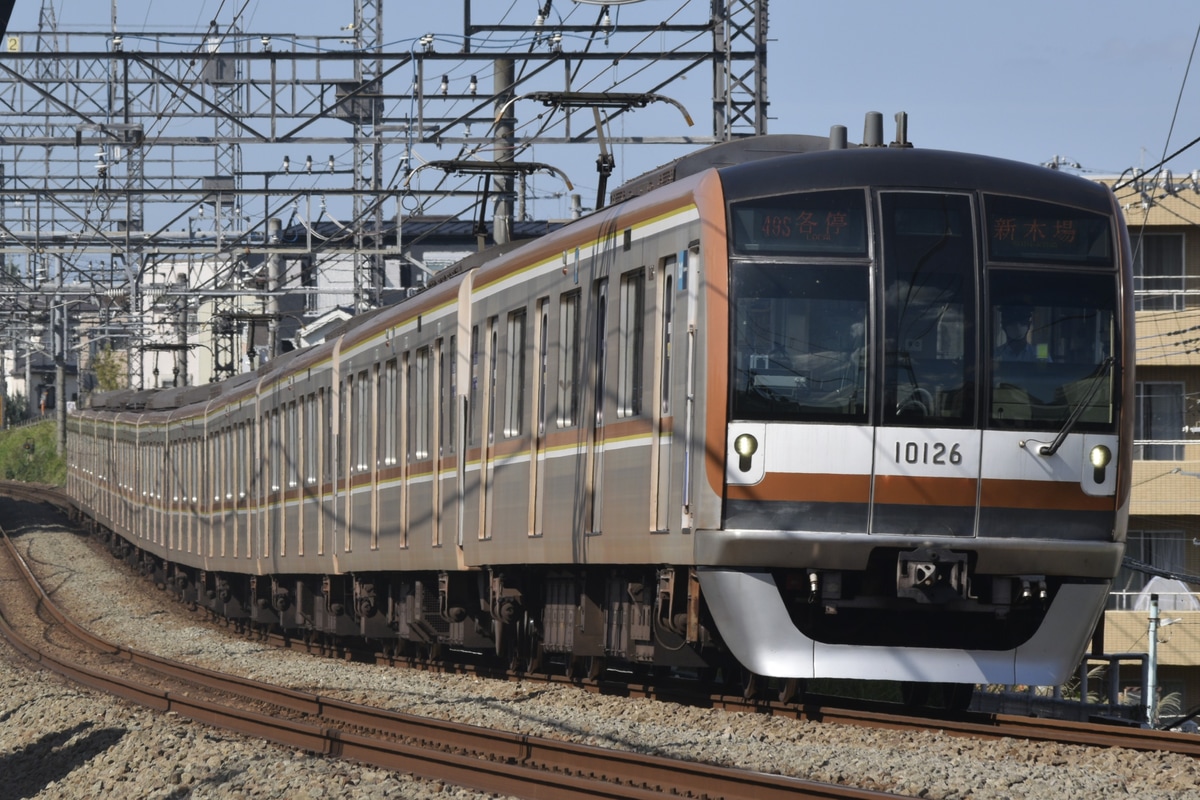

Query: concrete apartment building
(1097, 171), (1200, 720)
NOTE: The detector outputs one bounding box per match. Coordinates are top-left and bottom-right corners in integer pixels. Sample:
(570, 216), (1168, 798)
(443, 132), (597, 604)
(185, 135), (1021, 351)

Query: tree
(90, 344), (126, 392)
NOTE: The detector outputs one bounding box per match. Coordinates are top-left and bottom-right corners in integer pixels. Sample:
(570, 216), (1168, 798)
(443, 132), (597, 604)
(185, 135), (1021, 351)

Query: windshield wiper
(1039, 356), (1114, 457)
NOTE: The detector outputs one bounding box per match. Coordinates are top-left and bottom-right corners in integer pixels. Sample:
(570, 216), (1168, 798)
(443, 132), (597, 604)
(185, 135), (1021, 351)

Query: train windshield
(880, 192), (976, 427)
(731, 263), (870, 423)
(728, 188), (1119, 432)
(988, 269), (1117, 431)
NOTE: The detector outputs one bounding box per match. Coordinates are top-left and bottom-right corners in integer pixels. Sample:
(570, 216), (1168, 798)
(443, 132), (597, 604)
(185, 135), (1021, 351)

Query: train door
(870, 191), (979, 538)
(531, 298), (550, 537)
(587, 278), (608, 535)
(651, 256), (676, 533)
(480, 316), (499, 539)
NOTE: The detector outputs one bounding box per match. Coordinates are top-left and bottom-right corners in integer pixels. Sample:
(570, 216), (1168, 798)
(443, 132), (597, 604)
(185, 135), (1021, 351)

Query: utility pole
(0, 1), (769, 388)
(1146, 593), (1159, 727)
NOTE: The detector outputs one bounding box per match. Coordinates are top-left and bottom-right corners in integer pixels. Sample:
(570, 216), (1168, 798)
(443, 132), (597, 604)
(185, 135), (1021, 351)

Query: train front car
(697, 148), (1133, 687)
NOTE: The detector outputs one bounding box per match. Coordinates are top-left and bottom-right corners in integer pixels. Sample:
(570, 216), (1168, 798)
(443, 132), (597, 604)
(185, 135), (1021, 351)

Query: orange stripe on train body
(726, 471), (1115, 513)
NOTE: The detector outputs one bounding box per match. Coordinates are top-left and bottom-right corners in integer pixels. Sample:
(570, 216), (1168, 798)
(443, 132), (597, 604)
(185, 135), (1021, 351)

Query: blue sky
(7, 1), (1200, 202)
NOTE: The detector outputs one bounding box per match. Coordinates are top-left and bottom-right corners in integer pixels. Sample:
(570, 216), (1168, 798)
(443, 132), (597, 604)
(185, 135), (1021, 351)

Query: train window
(437, 339), (448, 455)
(381, 360), (397, 466)
(356, 369), (370, 471)
(271, 409), (282, 493)
(348, 374), (358, 472)
(881, 192), (976, 428)
(731, 263), (869, 423)
(469, 325), (480, 445)
(558, 291), (581, 428)
(618, 269), (645, 418)
(488, 317), (499, 445)
(414, 347), (431, 459)
(237, 422), (247, 504)
(988, 269), (1117, 431)
(536, 299), (549, 438)
(303, 394), (314, 482)
(447, 335), (457, 453)
(287, 401), (299, 488)
(320, 388), (331, 484)
(729, 188), (868, 256)
(660, 258), (676, 415)
(505, 309), (527, 437)
(337, 381), (347, 481)
(985, 194), (1112, 266)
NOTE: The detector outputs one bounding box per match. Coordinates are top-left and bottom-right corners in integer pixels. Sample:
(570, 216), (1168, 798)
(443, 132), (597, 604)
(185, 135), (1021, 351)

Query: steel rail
(0, 512), (901, 800)
(8, 483), (1200, 759)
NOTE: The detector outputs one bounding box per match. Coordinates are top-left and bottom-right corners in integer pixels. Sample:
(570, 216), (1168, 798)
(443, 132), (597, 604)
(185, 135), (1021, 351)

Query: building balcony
(1102, 608), (1200, 668)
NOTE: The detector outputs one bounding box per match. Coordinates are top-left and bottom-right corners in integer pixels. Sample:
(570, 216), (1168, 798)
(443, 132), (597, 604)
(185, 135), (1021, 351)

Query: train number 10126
(893, 441), (963, 466)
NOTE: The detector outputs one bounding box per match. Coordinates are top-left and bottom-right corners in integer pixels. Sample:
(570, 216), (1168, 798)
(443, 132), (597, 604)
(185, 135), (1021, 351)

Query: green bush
(0, 420), (66, 485)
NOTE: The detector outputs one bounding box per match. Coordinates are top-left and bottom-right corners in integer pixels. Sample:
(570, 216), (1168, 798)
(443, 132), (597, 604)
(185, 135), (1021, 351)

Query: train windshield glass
(989, 269), (1118, 430)
(880, 192), (977, 427)
(728, 188), (868, 256)
(731, 263), (869, 423)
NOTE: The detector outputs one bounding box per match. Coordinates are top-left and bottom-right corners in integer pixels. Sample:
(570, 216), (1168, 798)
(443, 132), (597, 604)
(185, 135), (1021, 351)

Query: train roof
(610, 133), (852, 204)
(715, 146), (1116, 212)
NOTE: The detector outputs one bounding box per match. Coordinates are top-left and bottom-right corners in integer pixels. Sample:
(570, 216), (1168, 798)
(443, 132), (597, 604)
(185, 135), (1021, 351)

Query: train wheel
(417, 640), (442, 662)
(567, 655), (604, 680)
(524, 641), (544, 674)
(777, 677), (804, 704)
(516, 613), (544, 673)
(739, 669), (760, 701)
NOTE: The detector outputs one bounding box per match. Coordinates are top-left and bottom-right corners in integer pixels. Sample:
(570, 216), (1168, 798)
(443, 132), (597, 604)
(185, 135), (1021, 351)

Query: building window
(1132, 233), (1185, 311)
(1113, 529), (1187, 607)
(1135, 382), (1184, 460)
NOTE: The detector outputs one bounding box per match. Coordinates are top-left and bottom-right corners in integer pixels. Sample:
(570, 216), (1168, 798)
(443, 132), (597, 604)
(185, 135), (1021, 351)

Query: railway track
(2, 481), (1199, 795)
(0, 503), (901, 800)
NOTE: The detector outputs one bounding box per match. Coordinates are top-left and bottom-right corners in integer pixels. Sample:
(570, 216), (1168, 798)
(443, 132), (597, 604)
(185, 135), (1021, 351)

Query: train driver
(995, 306), (1049, 362)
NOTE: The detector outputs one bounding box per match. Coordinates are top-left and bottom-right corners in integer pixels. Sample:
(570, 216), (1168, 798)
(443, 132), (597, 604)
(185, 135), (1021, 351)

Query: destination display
(985, 194), (1112, 266)
(730, 188), (868, 256)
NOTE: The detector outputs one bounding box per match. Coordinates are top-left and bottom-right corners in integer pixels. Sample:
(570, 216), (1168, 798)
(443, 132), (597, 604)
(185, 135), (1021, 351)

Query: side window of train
(436, 338), (448, 456)
(356, 369), (369, 471)
(618, 268), (646, 418)
(304, 393), (315, 483)
(319, 387), (331, 484)
(444, 335), (456, 454)
(337, 380), (347, 481)
(468, 325), (480, 446)
(660, 256), (676, 415)
(380, 360), (398, 467)
(536, 298), (549, 437)
(558, 291), (581, 428)
(287, 400), (299, 488)
(505, 309), (527, 438)
(487, 316), (499, 445)
(270, 412), (280, 494)
(413, 347), (431, 459)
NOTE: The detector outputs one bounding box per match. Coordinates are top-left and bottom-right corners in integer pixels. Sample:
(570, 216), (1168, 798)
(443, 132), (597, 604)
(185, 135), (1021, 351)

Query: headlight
(1089, 445), (1112, 469)
(734, 433), (758, 458)
(733, 433), (759, 473)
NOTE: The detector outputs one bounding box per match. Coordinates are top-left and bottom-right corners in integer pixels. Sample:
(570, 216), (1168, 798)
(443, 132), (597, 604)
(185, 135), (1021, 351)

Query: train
(66, 116), (1134, 697)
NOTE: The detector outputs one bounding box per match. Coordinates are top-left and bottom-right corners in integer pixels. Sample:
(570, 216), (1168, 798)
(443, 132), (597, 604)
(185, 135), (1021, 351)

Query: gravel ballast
(2, 505), (1199, 800)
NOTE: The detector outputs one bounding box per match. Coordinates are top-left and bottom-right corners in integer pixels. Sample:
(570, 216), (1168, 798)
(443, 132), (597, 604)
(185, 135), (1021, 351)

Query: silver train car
(67, 131), (1134, 690)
